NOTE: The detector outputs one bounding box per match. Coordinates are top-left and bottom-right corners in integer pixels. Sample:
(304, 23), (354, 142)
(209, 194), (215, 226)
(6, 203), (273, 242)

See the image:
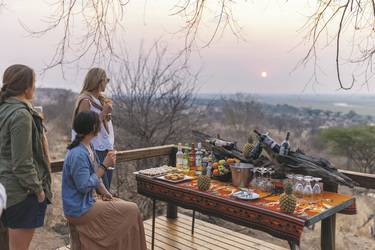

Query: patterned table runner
(137, 175), (356, 246)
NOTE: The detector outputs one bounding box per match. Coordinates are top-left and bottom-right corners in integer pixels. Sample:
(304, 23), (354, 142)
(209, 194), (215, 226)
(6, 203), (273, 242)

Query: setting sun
(261, 72), (267, 77)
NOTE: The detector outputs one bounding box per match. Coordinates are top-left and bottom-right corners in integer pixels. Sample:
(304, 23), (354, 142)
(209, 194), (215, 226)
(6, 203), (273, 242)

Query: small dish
(233, 191), (260, 200)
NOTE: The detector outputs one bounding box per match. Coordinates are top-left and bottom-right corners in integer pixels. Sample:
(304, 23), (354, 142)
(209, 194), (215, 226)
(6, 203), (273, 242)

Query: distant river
(334, 103), (357, 107)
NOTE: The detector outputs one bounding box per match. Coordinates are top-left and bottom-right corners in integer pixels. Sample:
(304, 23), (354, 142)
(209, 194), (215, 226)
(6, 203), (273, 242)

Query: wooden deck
(144, 213), (286, 250)
(58, 213), (286, 250)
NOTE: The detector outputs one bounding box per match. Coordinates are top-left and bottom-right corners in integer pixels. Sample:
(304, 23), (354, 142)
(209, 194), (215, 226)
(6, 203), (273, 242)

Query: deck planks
(143, 213), (287, 250)
(58, 213), (287, 250)
(172, 214), (282, 249)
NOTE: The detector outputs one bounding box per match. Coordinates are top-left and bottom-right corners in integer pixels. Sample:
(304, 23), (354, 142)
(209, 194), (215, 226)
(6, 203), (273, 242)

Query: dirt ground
(30, 227), (69, 250)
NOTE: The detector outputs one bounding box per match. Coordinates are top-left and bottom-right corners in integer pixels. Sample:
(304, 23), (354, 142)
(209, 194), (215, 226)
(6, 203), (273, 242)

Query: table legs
(153, 202), (195, 249)
(288, 241), (296, 250)
(192, 210), (196, 234)
(152, 198), (156, 250)
(321, 215), (335, 250)
(167, 203), (178, 219)
(322, 183), (337, 250)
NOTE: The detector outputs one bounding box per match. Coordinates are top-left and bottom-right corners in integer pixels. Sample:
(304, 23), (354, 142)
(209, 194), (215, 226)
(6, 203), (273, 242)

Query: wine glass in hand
(104, 100), (113, 116)
(104, 151), (116, 170)
(34, 106), (44, 119)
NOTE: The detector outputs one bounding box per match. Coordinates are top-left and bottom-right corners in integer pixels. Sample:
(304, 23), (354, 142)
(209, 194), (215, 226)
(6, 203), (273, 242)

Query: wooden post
(0, 224), (9, 250)
(68, 222), (82, 250)
(166, 146), (178, 219)
(321, 183), (338, 250)
(166, 203), (178, 219)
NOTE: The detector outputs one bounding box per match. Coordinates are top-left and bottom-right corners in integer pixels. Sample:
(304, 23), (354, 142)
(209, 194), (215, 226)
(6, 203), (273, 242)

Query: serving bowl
(211, 169), (232, 182)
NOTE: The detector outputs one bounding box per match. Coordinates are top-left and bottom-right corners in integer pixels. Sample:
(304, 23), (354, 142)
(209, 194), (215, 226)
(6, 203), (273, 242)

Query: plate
(156, 175), (194, 183)
(132, 172), (164, 179)
(132, 169), (183, 178)
(233, 191), (260, 201)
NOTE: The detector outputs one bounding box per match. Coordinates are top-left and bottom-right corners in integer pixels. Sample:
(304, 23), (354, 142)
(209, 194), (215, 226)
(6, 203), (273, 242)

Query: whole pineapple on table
(279, 180), (297, 213)
(243, 133), (254, 157)
(197, 164), (211, 191)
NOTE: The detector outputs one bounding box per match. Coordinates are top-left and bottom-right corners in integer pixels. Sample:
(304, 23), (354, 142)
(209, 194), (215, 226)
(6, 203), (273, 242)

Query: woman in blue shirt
(62, 111), (146, 249)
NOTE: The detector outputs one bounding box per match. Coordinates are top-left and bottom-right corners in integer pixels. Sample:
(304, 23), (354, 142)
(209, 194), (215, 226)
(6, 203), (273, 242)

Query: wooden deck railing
(1, 144), (375, 250)
(50, 144), (375, 190)
(50, 144), (179, 173)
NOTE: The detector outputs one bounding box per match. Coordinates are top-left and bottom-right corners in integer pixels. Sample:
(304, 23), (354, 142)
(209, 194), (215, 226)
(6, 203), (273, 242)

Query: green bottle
(182, 143), (190, 172)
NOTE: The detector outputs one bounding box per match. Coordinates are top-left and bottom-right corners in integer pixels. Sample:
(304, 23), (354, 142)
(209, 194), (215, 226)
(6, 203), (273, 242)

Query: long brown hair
(0, 64), (35, 105)
(80, 68), (107, 103)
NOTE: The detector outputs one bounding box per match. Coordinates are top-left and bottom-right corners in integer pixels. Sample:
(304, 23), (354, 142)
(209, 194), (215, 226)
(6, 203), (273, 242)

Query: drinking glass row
(286, 173), (323, 205)
(248, 167), (275, 194)
(246, 167), (323, 205)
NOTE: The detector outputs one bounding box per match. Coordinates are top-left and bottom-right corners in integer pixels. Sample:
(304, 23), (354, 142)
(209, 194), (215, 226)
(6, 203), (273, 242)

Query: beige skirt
(66, 198), (147, 250)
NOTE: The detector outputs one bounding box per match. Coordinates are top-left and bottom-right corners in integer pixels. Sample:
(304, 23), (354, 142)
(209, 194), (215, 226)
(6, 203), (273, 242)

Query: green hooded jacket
(0, 98), (52, 208)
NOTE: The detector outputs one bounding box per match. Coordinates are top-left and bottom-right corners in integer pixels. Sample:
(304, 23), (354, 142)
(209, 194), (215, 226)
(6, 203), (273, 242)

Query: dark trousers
(96, 149), (114, 191)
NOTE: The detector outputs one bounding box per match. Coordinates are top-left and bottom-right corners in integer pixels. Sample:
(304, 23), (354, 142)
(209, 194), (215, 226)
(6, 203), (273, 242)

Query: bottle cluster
(249, 129), (291, 160)
(176, 142), (216, 176)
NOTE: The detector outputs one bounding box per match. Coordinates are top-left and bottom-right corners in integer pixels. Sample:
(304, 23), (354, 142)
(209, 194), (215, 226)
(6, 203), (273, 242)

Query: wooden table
(136, 175), (356, 250)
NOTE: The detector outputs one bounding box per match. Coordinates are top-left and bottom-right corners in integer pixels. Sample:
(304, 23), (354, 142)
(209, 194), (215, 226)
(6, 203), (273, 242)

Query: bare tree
(20, 0), (127, 78)
(4, 0), (375, 90)
(15, 1), (243, 74)
(170, 0), (245, 49)
(296, 0), (375, 90)
(111, 41), (208, 150)
(107, 41), (209, 209)
(220, 93), (264, 142)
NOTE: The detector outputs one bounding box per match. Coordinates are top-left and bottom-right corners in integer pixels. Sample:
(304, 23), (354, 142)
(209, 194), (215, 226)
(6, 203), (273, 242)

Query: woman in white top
(71, 68), (114, 191)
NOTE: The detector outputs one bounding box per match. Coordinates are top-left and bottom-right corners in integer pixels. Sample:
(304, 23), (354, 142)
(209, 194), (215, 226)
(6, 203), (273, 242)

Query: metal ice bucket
(230, 163), (253, 188)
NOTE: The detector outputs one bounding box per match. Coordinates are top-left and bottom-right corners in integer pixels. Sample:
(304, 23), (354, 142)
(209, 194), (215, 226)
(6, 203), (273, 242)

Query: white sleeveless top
(72, 96), (114, 151)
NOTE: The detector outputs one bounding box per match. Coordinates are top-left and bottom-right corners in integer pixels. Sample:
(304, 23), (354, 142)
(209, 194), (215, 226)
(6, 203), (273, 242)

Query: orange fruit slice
(226, 158), (235, 163)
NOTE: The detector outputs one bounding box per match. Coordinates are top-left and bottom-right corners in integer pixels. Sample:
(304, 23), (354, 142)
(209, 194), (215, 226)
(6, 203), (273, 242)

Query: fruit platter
(211, 159), (235, 182)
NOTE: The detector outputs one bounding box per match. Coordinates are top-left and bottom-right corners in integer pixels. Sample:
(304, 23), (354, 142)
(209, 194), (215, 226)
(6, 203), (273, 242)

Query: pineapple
(279, 180), (297, 213)
(197, 164), (211, 191)
(242, 133), (255, 157)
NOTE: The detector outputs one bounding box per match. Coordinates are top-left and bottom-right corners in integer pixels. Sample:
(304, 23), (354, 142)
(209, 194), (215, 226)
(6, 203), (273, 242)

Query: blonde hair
(80, 68), (107, 104)
(0, 64), (35, 105)
(81, 68), (107, 93)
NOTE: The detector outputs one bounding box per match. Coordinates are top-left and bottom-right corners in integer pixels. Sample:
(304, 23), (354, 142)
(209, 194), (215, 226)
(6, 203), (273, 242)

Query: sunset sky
(0, 1), (373, 95)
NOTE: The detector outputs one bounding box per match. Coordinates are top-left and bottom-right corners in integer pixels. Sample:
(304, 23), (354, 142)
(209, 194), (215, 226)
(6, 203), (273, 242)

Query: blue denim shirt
(62, 142), (102, 217)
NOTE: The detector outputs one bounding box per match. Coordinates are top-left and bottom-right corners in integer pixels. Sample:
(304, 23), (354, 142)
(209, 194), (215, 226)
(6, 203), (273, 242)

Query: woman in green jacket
(0, 64), (52, 250)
